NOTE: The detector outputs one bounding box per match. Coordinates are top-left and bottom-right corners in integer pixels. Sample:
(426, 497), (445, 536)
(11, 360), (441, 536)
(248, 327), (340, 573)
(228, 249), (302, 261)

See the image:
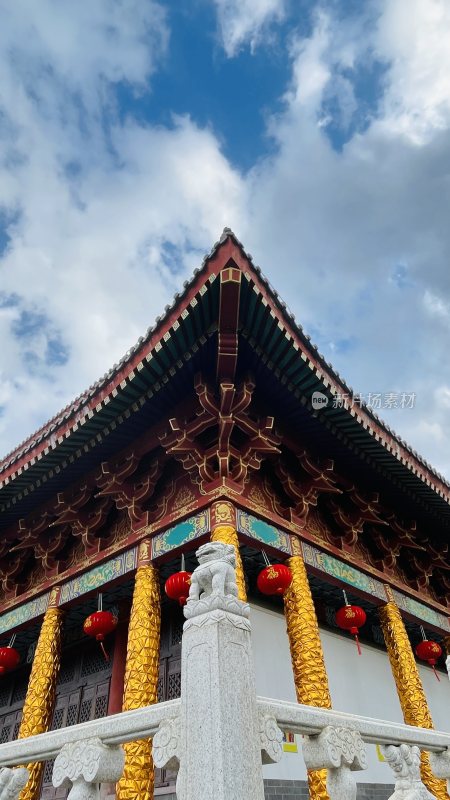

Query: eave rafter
(0, 551), (30, 593)
(275, 451), (342, 521)
(266, 444), (446, 601)
(324, 487), (387, 549)
(367, 515), (425, 572)
(96, 454), (165, 529)
(33, 528), (70, 573)
(50, 491), (112, 551)
(216, 266), (241, 383)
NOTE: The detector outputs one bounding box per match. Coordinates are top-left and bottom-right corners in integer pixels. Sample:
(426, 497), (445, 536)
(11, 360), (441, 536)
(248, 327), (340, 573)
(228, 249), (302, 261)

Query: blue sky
(116, 4), (290, 170)
(1, 0), (450, 478)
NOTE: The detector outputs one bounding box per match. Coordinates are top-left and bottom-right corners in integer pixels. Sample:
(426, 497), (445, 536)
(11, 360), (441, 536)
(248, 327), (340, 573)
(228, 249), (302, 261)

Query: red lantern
(83, 610), (117, 661)
(415, 640), (442, 681)
(336, 604), (366, 655)
(165, 571), (192, 606)
(0, 647), (20, 676)
(257, 564), (292, 596)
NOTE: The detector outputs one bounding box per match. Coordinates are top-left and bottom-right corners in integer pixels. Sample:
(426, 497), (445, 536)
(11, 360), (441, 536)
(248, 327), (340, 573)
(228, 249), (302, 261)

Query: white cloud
(2, 0), (450, 486)
(424, 290), (450, 323)
(237, 2), (450, 476)
(211, 0), (285, 57)
(287, 12), (331, 112)
(434, 386), (450, 410)
(0, 2), (244, 457)
(375, 0), (450, 142)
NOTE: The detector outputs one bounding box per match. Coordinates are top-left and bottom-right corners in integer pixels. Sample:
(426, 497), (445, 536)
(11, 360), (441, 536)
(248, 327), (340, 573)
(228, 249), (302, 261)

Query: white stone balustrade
(0, 768), (28, 800)
(303, 725), (367, 800)
(0, 544), (448, 800)
(381, 744), (435, 800)
(53, 738), (124, 800)
(429, 749), (450, 793)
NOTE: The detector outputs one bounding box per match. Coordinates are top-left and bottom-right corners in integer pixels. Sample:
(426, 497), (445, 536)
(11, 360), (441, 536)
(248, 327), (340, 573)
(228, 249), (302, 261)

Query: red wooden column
(107, 600), (130, 716)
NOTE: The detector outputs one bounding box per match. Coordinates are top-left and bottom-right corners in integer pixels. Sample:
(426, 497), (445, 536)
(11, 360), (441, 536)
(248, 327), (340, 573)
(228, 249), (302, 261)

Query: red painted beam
(216, 267), (241, 383)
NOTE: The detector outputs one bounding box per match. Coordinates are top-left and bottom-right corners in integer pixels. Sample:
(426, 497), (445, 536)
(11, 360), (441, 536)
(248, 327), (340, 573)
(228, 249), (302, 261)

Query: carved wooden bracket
(276, 450), (341, 521)
(159, 374), (281, 490)
(96, 456), (164, 529)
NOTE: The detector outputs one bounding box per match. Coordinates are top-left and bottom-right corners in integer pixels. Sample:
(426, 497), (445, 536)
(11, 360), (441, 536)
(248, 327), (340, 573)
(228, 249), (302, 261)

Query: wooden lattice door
(0, 665), (30, 745)
(154, 604), (183, 789)
(41, 642), (112, 800)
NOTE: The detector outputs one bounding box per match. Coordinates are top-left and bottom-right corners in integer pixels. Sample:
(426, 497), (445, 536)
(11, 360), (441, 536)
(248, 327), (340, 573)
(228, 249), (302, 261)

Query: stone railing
(0, 541), (448, 800)
(0, 694), (448, 800)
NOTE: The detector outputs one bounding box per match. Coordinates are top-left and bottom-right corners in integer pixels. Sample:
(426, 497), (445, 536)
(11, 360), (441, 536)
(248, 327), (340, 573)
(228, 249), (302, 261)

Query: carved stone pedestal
(153, 541), (278, 800)
(180, 596), (264, 800)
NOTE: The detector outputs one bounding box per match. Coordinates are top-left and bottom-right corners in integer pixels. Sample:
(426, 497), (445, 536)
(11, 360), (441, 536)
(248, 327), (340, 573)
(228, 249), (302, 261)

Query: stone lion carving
(188, 542), (238, 601)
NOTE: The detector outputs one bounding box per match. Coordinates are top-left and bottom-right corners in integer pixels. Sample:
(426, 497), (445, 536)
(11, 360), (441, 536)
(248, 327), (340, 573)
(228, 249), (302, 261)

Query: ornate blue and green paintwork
(151, 510), (210, 558)
(302, 542), (450, 631)
(0, 510), (448, 637)
(392, 589), (450, 632)
(236, 510), (292, 554)
(59, 547), (138, 604)
(302, 542), (386, 600)
(0, 592), (50, 635)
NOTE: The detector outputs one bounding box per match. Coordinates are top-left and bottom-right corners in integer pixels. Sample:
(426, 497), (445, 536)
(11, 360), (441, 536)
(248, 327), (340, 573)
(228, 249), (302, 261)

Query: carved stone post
(0, 768), (29, 800)
(382, 744), (436, 800)
(116, 541), (161, 800)
(18, 588), (64, 800)
(303, 726), (367, 800)
(284, 537), (333, 800)
(430, 749), (450, 794)
(53, 738), (124, 800)
(379, 592), (449, 800)
(210, 501), (247, 601)
(153, 540), (282, 799)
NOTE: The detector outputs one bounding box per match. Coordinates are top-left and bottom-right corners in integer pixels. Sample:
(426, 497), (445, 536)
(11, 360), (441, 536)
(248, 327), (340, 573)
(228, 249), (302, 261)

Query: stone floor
(263, 779), (395, 799)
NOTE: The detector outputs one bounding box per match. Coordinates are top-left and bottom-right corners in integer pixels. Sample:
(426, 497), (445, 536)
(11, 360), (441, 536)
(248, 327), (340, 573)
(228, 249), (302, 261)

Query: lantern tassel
(431, 663), (440, 682)
(354, 633), (362, 656)
(99, 641), (110, 662)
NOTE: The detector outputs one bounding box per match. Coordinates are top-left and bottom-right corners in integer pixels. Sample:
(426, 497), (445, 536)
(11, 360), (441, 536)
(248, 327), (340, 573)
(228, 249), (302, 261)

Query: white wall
(418, 661), (450, 731)
(250, 602), (306, 781)
(250, 601), (450, 785)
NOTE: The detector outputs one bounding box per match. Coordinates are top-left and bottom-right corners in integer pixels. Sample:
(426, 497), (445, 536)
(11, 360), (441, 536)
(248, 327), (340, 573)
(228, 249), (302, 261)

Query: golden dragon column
(18, 588), (64, 800)
(210, 501), (247, 601)
(379, 588), (449, 800)
(284, 538), (332, 800)
(116, 540), (161, 800)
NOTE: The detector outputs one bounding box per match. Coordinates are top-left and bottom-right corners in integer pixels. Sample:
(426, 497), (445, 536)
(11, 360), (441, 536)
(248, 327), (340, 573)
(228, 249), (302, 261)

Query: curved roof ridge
(1, 229), (449, 499)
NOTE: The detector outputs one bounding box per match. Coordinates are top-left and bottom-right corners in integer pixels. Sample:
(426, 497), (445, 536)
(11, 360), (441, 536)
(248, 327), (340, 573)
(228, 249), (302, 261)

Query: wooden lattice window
(40, 644), (112, 800)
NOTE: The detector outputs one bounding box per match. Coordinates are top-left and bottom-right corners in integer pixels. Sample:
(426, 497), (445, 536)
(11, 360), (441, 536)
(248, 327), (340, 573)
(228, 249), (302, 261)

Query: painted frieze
(151, 510), (209, 559)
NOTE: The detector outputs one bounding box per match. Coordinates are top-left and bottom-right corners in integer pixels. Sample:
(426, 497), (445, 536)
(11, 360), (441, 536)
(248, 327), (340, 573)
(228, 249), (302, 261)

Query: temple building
(0, 229), (450, 800)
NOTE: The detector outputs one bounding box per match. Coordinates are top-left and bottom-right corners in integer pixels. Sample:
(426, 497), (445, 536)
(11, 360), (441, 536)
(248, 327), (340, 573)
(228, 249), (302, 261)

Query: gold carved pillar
(18, 588), (64, 800)
(379, 589), (449, 800)
(284, 538), (332, 800)
(117, 540), (161, 800)
(210, 501), (247, 602)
